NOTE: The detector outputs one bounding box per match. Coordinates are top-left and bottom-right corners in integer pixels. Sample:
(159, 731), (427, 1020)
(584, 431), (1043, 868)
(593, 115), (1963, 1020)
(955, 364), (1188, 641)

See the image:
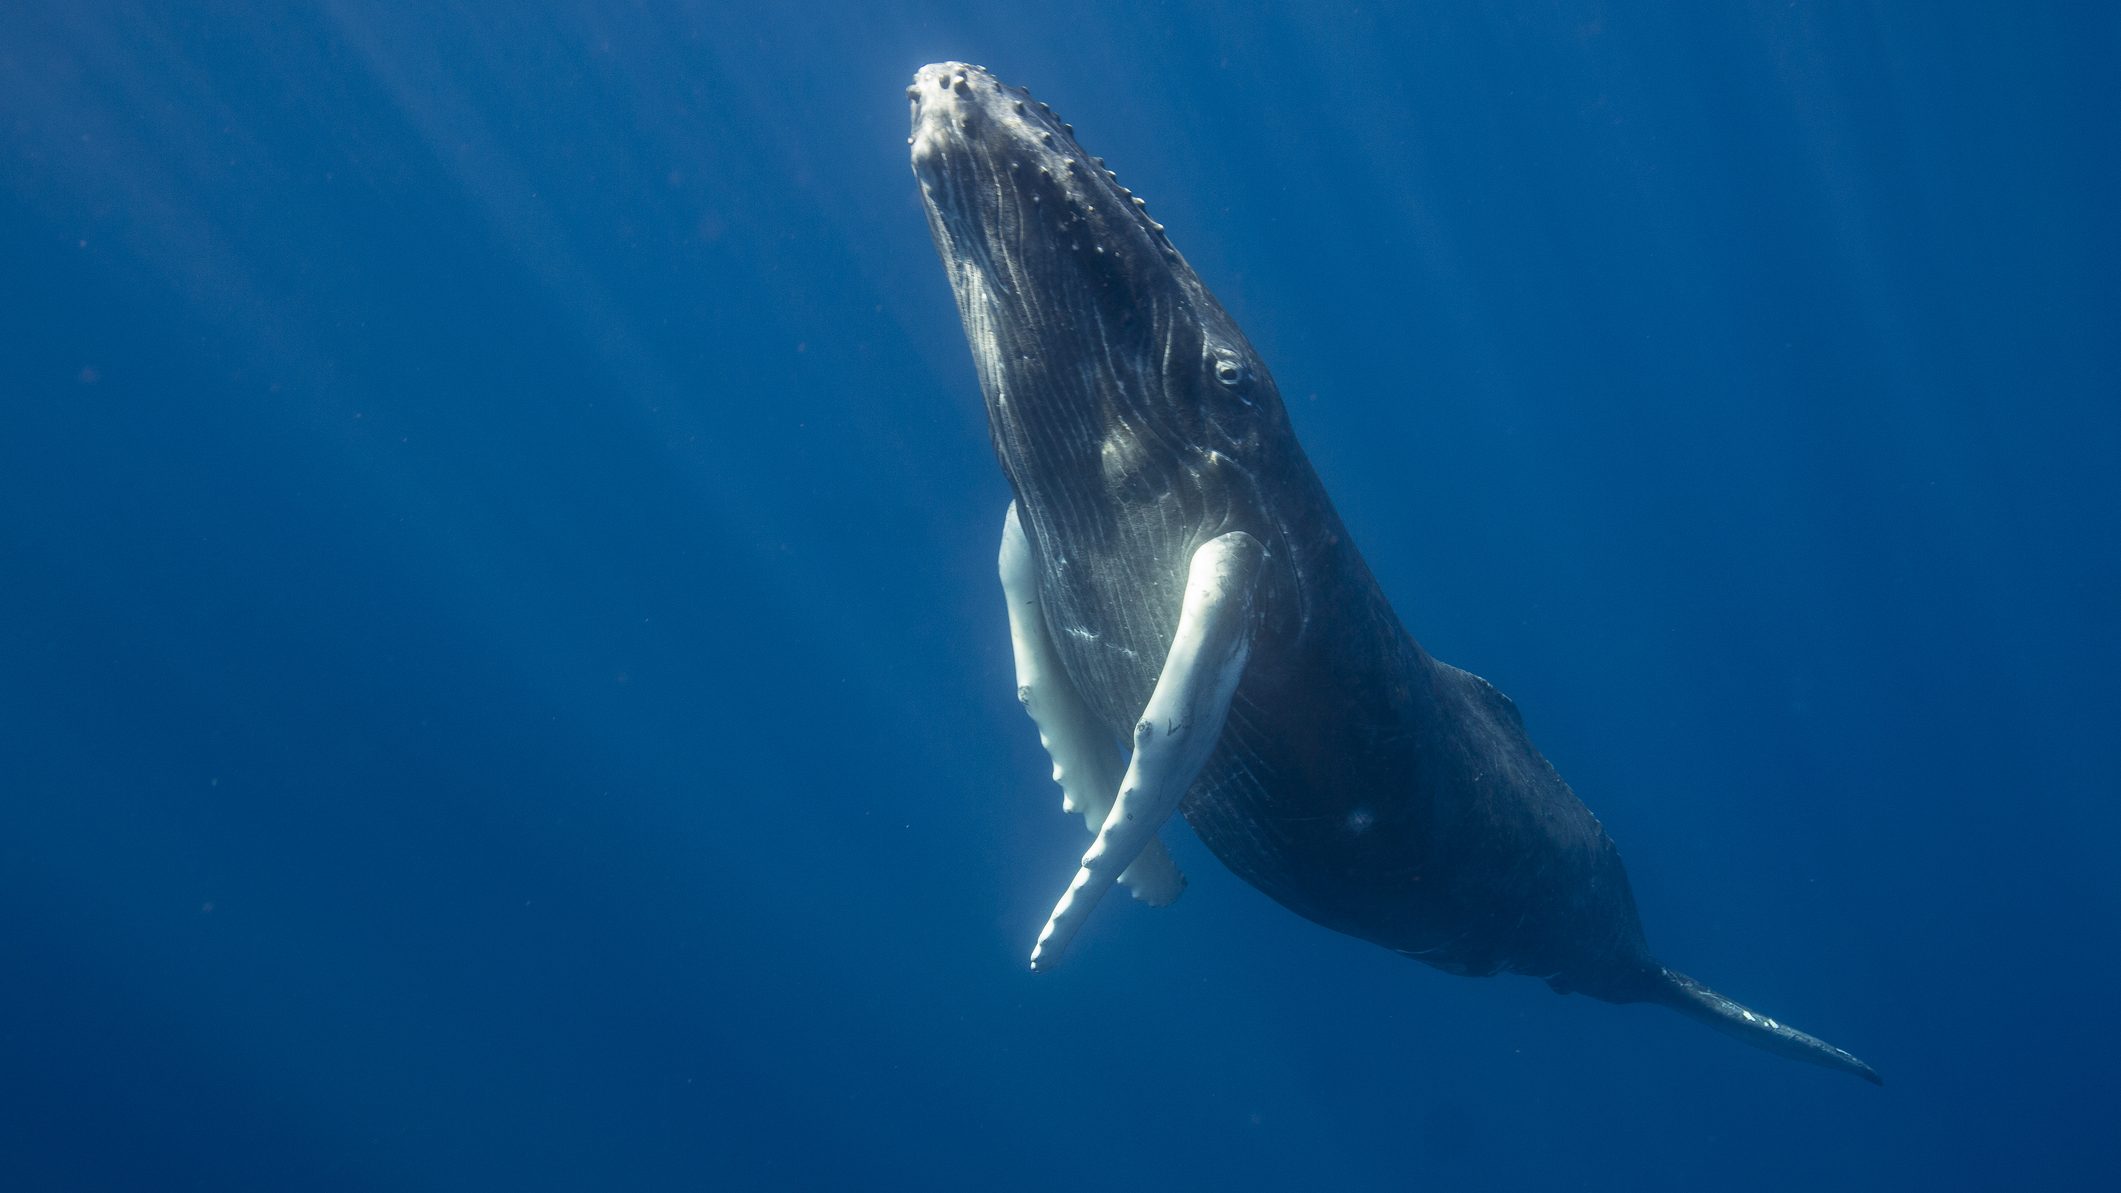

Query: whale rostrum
(910, 61), (1879, 1084)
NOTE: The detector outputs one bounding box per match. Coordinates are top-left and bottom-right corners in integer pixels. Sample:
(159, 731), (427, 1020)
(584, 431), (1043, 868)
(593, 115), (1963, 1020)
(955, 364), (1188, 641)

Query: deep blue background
(4, 3), (2115, 1189)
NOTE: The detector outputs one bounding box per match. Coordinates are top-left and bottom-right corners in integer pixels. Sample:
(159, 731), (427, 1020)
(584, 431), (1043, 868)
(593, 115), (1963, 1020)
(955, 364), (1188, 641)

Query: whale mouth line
(906, 59), (1283, 508)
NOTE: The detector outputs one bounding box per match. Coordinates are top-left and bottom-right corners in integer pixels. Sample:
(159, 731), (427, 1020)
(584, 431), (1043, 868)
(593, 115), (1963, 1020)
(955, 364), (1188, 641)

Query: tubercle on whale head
(909, 62), (1176, 268)
(908, 61), (1287, 473)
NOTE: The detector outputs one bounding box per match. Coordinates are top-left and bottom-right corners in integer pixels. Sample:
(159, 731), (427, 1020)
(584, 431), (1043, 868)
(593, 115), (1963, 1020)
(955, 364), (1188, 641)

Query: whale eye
(1214, 358), (1246, 387)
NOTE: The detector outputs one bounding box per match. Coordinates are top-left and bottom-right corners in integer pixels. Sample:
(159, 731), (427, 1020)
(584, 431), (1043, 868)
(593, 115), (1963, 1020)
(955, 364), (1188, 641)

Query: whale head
(910, 62), (1286, 504)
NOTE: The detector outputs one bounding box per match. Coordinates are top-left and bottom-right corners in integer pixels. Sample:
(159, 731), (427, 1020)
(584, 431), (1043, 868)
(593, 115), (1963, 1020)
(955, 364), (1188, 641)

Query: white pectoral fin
(1029, 529), (1267, 971)
(999, 504), (1186, 908)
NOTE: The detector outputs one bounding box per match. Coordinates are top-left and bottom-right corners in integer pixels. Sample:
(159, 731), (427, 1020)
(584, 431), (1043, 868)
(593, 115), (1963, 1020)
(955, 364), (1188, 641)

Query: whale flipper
(998, 503), (1186, 907)
(1028, 530), (1266, 970)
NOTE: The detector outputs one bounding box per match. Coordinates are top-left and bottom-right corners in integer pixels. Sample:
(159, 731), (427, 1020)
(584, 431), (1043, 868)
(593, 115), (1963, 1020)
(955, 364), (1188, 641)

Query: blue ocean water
(3, 2), (2115, 1189)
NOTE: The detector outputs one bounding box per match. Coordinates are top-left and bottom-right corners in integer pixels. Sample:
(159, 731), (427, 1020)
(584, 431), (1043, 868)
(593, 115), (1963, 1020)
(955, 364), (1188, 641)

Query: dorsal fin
(1441, 663), (1525, 730)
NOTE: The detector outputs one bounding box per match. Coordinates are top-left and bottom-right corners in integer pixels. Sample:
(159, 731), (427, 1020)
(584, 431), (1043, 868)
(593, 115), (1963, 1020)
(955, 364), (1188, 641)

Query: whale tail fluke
(1654, 968), (1882, 1085)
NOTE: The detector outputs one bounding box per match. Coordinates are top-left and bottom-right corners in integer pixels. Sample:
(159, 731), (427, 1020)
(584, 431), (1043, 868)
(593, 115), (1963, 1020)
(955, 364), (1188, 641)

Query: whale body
(910, 61), (1878, 1084)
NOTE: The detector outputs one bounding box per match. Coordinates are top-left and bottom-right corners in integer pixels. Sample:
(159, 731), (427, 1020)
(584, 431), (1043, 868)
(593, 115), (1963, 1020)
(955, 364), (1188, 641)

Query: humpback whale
(909, 62), (1879, 1083)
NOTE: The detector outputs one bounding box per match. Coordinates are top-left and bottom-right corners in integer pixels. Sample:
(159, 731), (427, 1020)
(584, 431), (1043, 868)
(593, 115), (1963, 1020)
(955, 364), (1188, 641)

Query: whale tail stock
(1652, 967), (1882, 1085)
